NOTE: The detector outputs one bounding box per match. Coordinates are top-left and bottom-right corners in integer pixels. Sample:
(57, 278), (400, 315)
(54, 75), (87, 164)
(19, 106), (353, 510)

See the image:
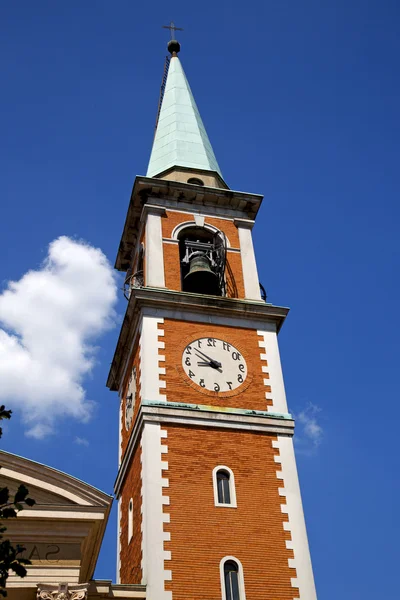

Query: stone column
(143, 205), (166, 288)
(234, 218), (262, 301)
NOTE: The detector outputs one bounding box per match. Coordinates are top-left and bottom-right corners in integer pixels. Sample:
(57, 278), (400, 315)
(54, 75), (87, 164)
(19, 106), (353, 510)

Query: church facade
(108, 37), (318, 600)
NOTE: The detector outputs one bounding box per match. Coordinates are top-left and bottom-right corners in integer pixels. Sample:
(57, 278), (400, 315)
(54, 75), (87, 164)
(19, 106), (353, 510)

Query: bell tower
(108, 36), (318, 600)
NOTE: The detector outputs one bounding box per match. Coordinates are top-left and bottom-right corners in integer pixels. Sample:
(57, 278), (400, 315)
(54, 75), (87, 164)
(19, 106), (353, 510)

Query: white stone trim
(128, 498), (133, 544)
(118, 393), (123, 466)
(18, 509), (104, 519)
(116, 495), (122, 584)
(145, 207), (165, 288)
(219, 556), (246, 600)
(115, 404), (294, 497)
(212, 465), (237, 508)
(148, 196), (254, 221)
(273, 437), (317, 600)
(171, 220), (231, 247)
(194, 214), (205, 227)
(142, 305), (277, 334)
(257, 330), (288, 413)
(140, 317), (166, 402)
(0, 468), (91, 506)
(235, 219), (261, 301)
(140, 423), (171, 600)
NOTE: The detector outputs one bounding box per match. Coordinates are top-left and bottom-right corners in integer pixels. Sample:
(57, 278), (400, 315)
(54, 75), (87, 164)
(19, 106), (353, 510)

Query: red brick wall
(161, 319), (273, 411)
(163, 425), (298, 599)
(120, 341), (141, 459)
(119, 441), (142, 584)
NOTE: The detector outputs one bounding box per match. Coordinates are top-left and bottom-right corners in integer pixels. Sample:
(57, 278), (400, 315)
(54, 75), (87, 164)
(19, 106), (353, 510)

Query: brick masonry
(161, 319), (274, 411)
(116, 203), (311, 598)
(119, 441), (142, 584)
(120, 341), (141, 459)
(163, 424), (298, 599)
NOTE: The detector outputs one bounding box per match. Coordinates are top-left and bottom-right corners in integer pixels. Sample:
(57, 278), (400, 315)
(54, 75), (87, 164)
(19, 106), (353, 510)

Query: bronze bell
(184, 253), (220, 296)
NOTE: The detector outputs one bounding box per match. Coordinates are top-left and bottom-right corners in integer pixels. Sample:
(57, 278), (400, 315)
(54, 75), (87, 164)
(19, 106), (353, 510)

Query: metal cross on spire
(162, 21), (183, 40)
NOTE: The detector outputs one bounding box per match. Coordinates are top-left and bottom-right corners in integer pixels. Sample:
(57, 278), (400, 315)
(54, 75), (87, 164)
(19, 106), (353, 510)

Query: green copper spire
(146, 47), (222, 179)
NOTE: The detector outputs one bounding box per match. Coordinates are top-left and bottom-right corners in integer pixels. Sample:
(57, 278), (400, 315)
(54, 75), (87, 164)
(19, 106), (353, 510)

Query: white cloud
(0, 236), (117, 438)
(74, 436), (89, 447)
(293, 402), (323, 455)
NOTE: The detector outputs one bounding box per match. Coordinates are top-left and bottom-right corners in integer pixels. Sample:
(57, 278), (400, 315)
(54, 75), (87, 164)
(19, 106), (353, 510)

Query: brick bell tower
(107, 34), (318, 600)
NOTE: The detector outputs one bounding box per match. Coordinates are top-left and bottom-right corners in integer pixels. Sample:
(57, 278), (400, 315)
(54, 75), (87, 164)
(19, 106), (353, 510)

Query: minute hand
(195, 348), (222, 368)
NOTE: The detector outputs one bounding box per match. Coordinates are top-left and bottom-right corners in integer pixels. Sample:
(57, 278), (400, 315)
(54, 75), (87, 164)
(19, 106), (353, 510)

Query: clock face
(182, 338), (247, 393)
(125, 367), (136, 430)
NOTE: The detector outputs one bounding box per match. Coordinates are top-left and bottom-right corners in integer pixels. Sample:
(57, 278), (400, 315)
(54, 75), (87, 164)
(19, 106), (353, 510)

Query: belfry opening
(178, 226), (226, 297)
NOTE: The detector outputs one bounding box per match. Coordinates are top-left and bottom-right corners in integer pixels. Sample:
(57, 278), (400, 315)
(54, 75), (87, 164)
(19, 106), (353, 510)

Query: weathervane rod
(162, 21), (183, 40)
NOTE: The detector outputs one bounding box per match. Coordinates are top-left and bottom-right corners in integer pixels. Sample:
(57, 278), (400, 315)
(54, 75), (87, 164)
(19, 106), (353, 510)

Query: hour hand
(196, 358), (222, 373)
(195, 349), (222, 369)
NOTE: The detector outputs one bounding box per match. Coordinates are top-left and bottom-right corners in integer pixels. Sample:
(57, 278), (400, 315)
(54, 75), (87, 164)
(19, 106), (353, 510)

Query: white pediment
(0, 475), (76, 506)
(0, 451), (113, 587)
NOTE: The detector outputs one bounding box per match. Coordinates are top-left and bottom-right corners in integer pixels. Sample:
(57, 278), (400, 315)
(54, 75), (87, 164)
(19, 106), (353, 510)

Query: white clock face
(125, 367), (136, 430)
(182, 338), (247, 393)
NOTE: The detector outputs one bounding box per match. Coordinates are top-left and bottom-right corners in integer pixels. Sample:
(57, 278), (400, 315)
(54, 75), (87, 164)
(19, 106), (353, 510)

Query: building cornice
(114, 401), (294, 496)
(106, 288), (289, 391)
(115, 176), (263, 271)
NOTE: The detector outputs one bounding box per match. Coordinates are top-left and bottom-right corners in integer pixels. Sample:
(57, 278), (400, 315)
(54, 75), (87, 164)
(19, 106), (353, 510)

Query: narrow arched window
(224, 561), (240, 600)
(212, 466), (237, 508)
(128, 498), (133, 543)
(217, 470), (231, 504)
(220, 557), (246, 600)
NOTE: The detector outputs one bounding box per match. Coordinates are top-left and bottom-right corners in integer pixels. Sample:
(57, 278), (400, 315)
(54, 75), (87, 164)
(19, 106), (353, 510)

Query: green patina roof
(147, 55), (222, 178)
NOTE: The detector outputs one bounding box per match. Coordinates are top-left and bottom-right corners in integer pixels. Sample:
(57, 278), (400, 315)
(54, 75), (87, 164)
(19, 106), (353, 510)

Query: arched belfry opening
(178, 227), (227, 297)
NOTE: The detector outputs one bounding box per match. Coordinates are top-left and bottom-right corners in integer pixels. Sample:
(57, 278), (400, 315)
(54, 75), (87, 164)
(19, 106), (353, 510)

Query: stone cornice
(114, 401), (294, 496)
(234, 217), (255, 230)
(106, 288), (289, 392)
(115, 175), (263, 271)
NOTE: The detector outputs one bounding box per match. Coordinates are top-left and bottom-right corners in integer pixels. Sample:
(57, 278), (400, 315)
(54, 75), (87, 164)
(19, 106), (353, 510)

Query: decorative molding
(273, 437), (317, 600)
(142, 204), (167, 217)
(115, 401), (294, 497)
(37, 583), (88, 600)
(114, 175), (263, 271)
(233, 217), (255, 230)
(171, 220), (232, 247)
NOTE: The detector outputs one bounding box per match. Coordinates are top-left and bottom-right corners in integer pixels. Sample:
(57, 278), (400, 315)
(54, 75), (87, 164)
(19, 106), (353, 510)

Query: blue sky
(1, 1), (400, 597)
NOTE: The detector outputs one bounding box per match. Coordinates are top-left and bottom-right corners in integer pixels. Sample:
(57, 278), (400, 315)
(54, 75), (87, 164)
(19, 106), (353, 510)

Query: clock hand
(194, 348), (222, 368)
(197, 360), (222, 373)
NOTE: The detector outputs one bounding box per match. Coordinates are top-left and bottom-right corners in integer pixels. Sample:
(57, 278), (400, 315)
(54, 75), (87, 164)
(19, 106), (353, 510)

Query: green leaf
(14, 485), (29, 505)
(10, 562), (27, 577)
(0, 489), (9, 506)
(0, 508), (16, 519)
